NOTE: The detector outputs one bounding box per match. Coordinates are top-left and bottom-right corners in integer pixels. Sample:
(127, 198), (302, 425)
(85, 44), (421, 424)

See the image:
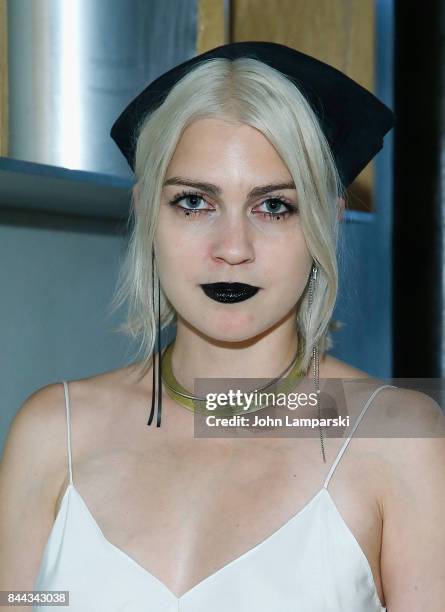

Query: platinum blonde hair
(109, 57), (345, 379)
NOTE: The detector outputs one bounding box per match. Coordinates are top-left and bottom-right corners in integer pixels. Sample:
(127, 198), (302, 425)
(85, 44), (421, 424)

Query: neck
(168, 312), (303, 393)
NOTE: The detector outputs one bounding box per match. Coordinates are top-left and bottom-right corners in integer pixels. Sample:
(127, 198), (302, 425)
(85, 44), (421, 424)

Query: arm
(0, 383), (66, 596)
(380, 389), (445, 611)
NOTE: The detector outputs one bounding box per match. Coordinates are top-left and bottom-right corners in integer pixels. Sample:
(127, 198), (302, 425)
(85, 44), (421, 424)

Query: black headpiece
(110, 41), (395, 187)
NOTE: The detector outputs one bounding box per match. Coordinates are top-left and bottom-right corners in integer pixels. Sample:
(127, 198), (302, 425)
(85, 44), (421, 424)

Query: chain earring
(308, 264), (326, 463)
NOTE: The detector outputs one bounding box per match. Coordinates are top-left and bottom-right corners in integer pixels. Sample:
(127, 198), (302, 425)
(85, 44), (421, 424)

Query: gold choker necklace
(161, 341), (307, 417)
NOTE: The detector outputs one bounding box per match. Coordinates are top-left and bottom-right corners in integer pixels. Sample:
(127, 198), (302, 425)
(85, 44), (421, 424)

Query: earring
(147, 246), (163, 427)
(308, 264), (326, 463)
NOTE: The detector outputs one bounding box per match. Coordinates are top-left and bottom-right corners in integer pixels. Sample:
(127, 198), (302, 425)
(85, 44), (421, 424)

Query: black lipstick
(200, 282), (260, 303)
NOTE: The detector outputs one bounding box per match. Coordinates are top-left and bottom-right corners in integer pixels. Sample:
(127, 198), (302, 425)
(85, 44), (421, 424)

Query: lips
(200, 282), (260, 303)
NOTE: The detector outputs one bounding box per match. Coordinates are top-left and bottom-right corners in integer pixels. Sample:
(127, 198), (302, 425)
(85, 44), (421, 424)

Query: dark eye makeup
(167, 190), (299, 221)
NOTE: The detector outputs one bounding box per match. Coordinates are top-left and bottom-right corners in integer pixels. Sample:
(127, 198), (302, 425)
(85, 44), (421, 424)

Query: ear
(336, 196), (345, 222)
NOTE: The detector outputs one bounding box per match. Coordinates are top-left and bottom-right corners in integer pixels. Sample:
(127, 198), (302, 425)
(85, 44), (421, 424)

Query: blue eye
(168, 192), (209, 218)
(168, 191), (298, 221)
(254, 198), (298, 220)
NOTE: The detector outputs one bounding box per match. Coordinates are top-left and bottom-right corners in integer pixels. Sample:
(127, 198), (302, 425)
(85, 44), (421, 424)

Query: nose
(210, 213), (255, 265)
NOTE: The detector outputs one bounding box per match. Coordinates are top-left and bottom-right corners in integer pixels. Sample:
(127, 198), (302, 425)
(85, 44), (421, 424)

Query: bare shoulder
(358, 381), (444, 440)
(0, 381), (73, 517)
(1, 382), (68, 483)
(63, 360), (153, 421)
(1, 361), (150, 502)
(321, 354), (444, 473)
(320, 353), (371, 378)
(0, 370), (127, 478)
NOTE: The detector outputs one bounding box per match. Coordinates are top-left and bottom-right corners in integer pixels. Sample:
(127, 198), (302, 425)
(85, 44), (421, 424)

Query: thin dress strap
(62, 381), (73, 486)
(323, 384), (396, 490)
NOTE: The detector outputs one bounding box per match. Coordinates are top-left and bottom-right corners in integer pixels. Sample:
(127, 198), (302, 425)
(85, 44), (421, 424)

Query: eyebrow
(163, 176), (296, 198)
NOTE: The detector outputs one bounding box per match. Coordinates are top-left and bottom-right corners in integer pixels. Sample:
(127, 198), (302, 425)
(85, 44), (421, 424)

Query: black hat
(110, 41), (395, 187)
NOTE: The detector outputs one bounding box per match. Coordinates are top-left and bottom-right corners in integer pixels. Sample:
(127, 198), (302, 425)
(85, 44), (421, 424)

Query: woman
(1, 42), (444, 611)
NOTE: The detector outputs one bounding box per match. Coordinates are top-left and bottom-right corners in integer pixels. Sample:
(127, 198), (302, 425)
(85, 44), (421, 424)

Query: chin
(194, 312), (271, 345)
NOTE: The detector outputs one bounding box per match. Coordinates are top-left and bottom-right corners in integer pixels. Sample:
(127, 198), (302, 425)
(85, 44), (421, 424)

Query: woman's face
(153, 118), (313, 343)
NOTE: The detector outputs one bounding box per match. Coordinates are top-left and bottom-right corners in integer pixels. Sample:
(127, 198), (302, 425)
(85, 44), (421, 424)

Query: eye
(253, 197), (298, 220)
(168, 191), (212, 218)
(168, 191), (298, 221)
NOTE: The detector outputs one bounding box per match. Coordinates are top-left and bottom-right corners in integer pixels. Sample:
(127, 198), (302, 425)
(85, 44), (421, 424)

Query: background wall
(0, 217), (127, 452)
